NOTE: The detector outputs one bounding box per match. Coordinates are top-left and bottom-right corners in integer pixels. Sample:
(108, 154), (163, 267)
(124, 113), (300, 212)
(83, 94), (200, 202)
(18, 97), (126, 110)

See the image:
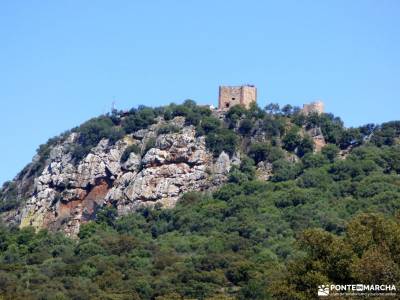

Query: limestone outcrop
(14, 118), (234, 236)
(307, 127), (326, 152)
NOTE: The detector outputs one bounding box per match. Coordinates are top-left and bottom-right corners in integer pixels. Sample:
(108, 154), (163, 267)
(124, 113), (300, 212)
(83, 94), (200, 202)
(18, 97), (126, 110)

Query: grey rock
(213, 151), (231, 175)
(256, 161), (273, 181)
(122, 152), (141, 171)
(8, 118), (239, 236)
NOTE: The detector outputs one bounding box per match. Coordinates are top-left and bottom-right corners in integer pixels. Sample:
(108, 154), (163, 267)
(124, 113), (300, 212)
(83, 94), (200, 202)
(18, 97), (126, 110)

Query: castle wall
(218, 85), (257, 110)
(241, 86), (257, 108)
(219, 86), (241, 110)
(302, 101), (324, 115)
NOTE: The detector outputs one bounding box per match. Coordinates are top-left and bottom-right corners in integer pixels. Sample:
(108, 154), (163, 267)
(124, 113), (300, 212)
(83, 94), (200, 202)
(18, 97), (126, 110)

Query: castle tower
(301, 101), (324, 115)
(218, 85), (257, 110)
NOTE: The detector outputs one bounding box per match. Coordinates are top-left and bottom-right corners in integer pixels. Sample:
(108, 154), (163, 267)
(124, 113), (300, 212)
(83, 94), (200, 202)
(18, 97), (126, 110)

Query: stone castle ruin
(218, 85), (257, 110)
(217, 85), (324, 117)
(301, 101), (324, 115)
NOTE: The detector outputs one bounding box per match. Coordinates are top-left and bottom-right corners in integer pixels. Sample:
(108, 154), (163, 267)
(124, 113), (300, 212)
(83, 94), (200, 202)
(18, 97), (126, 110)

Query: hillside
(1, 100), (400, 299)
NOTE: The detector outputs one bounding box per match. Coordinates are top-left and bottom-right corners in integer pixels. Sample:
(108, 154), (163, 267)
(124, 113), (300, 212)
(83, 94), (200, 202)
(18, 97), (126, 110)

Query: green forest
(1, 101), (400, 299)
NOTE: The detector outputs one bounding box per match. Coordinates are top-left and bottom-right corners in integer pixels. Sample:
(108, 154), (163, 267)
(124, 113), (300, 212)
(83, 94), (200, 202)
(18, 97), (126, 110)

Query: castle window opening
(232, 98), (235, 100)
(225, 103), (230, 108)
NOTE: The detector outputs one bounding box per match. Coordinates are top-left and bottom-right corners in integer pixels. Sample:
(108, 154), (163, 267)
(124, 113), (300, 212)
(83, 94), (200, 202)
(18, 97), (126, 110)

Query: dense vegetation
(1, 101), (400, 299)
(3, 99), (397, 179)
(1, 139), (400, 299)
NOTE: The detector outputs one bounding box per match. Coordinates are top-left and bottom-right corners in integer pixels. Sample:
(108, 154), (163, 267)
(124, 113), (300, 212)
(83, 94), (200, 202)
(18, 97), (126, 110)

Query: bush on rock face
(200, 116), (221, 134)
(71, 116), (124, 161)
(144, 137), (156, 154)
(122, 106), (157, 134)
(157, 124), (180, 135)
(248, 142), (284, 164)
(120, 144), (141, 163)
(282, 128), (302, 152)
(205, 128), (238, 157)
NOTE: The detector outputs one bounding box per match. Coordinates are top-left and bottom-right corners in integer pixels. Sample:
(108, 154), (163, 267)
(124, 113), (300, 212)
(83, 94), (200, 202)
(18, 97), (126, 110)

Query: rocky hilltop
(1, 100), (394, 236)
(3, 115), (238, 236)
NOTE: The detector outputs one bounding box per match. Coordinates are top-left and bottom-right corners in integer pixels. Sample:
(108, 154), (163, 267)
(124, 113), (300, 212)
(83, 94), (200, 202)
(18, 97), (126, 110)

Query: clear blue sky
(1, 0), (399, 185)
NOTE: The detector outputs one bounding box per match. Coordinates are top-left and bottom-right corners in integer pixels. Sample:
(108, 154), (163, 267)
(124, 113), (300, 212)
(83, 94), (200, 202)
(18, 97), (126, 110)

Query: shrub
(321, 144), (339, 162)
(178, 192), (203, 206)
(317, 113), (346, 145)
(71, 144), (88, 161)
(226, 105), (247, 126)
(164, 100), (211, 126)
(120, 144), (141, 163)
(95, 206), (118, 227)
(301, 153), (328, 168)
(205, 128), (238, 157)
(370, 121), (400, 146)
(157, 124), (180, 135)
(271, 159), (303, 182)
(71, 116), (124, 161)
(248, 142), (284, 164)
(282, 128), (301, 152)
(229, 156), (256, 183)
(297, 136), (314, 157)
(0, 181), (17, 202)
(144, 137), (156, 154)
(0, 198), (22, 212)
(122, 106), (156, 134)
(108, 128), (125, 144)
(298, 168), (332, 189)
(264, 103), (280, 114)
(200, 116), (221, 134)
(246, 102), (265, 119)
(238, 119), (253, 135)
(185, 111), (201, 126)
(76, 116), (115, 147)
(229, 167), (250, 184)
(261, 115), (286, 138)
(338, 128), (362, 149)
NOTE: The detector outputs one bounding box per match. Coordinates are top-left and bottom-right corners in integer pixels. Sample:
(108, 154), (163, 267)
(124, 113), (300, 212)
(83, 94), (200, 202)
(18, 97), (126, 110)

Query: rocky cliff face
(1, 105), (333, 237)
(8, 117), (236, 236)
